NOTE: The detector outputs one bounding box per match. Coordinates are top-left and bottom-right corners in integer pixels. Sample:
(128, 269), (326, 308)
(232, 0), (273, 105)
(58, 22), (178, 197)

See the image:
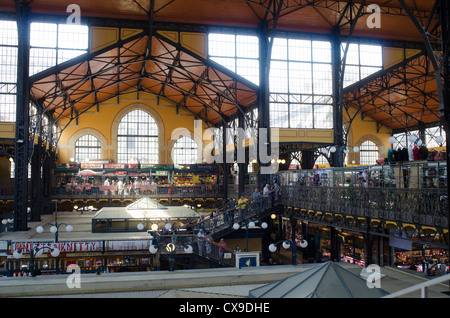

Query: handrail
(382, 273), (450, 298)
(192, 186), (280, 228)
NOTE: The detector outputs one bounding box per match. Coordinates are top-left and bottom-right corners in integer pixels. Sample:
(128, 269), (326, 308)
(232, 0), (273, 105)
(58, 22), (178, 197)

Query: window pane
(269, 61), (288, 93)
(117, 110), (159, 163)
(30, 23), (57, 48)
(313, 63), (332, 95)
(270, 103), (289, 127)
(29, 48), (57, 76)
(0, 20), (18, 46)
(0, 46), (17, 84)
(75, 135), (101, 162)
(58, 24), (89, 49)
(314, 105), (333, 129)
(360, 141), (379, 165)
(360, 44), (383, 67)
(236, 35), (259, 58)
(289, 62), (312, 94)
(172, 137), (198, 164)
(290, 104), (313, 128)
(288, 39), (311, 61)
(312, 41), (331, 63)
(271, 37), (287, 60)
(208, 33), (235, 57)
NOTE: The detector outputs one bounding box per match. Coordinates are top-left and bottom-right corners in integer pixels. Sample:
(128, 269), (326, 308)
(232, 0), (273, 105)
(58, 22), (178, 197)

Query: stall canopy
(92, 196), (200, 220)
(249, 261), (389, 298)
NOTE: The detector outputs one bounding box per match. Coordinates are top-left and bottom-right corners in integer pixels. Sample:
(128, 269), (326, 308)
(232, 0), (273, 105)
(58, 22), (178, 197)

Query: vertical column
(330, 28), (345, 168)
(30, 139), (43, 222)
(238, 112), (247, 196)
(257, 22), (271, 188)
(13, 0), (31, 231)
(222, 123), (229, 199)
(330, 227), (340, 262)
(438, 0), (450, 260)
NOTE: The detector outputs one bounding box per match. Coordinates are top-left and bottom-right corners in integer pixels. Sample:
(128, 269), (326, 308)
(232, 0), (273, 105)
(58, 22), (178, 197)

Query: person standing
(205, 231), (212, 259)
(238, 195), (248, 218)
(252, 188), (262, 212)
(263, 184), (270, 209)
(197, 228), (206, 257)
(218, 238), (227, 263)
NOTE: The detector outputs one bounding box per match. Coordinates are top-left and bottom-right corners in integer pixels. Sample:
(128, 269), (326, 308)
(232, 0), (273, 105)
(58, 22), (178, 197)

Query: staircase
(152, 188), (283, 269)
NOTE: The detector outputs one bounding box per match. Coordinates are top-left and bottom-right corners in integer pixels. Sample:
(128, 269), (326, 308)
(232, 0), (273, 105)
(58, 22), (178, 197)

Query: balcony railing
(281, 185), (448, 229)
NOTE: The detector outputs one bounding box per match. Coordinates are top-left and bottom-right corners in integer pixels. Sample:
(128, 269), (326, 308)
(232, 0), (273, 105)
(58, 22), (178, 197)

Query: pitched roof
(249, 261), (389, 298)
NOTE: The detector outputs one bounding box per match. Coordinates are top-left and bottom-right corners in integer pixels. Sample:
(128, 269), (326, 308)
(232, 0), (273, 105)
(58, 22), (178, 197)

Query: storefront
(4, 239), (159, 276)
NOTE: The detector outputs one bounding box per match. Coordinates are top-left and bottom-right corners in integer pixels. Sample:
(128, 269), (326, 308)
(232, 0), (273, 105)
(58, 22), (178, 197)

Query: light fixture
(353, 146), (359, 153)
(409, 135), (417, 143)
(269, 244), (277, 252)
(184, 245), (193, 253)
(248, 221), (255, 228)
(233, 223), (240, 230)
(330, 146), (337, 153)
(137, 223), (144, 231)
(271, 214), (277, 220)
(299, 239), (308, 248)
(261, 222), (268, 229)
(388, 136), (396, 144)
(282, 241), (291, 249)
(166, 243), (175, 253)
(149, 245), (158, 254)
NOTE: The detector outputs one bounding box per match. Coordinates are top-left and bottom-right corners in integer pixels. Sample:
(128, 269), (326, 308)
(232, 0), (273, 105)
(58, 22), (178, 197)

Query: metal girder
(13, 0), (31, 231)
(343, 51), (440, 130)
(240, 0), (434, 23)
(29, 31), (258, 141)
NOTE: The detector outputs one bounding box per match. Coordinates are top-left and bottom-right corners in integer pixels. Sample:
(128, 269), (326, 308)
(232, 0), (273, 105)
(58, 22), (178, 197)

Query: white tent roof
(92, 197), (200, 220)
(249, 262), (389, 298)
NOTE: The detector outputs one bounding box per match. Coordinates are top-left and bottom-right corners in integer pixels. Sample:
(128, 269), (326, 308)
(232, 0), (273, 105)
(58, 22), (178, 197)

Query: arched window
(75, 134), (101, 162)
(117, 110), (158, 163)
(360, 140), (378, 165)
(172, 137), (198, 165)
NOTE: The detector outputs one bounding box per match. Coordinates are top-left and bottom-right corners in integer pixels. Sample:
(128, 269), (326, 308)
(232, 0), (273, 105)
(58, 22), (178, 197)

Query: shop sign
(115, 171), (127, 176)
(107, 240), (150, 251)
(56, 162), (79, 169)
(142, 164), (173, 170)
(12, 241), (103, 254)
(197, 164), (217, 171)
(104, 163), (126, 169)
(81, 163), (103, 169)
(155, 170), (168, 176)
(128, 164), (139, 169)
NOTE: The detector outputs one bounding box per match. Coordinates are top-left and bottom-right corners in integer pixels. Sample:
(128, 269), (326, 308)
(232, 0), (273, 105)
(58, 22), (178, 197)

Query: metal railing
(383, 274), (450, 298)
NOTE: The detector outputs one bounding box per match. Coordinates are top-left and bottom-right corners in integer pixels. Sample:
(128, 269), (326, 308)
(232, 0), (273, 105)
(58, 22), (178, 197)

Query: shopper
(252, 188), (262, 212)
(238, 195), (248, 217)
(218, 238), (227, 263)
(205, 231), (212, 259)
(197, 228), (206, 257)
(263, 184), (271, 209)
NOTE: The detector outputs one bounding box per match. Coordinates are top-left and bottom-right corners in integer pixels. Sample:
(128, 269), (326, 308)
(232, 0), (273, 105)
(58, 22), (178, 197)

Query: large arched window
(117, 110), (159, 163)
(172, 137), (198, 165)
(75, 134), (101, 162)
(360, 140), (378, 165)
